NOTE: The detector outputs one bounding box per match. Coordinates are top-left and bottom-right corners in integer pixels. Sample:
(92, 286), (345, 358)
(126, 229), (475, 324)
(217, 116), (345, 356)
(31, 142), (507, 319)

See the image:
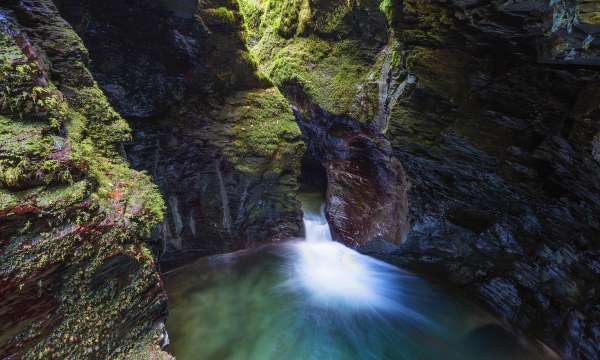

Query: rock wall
(543, 0), (600, 65)
(240, 0), (600, 358)
(383, 1), (600, 358)
(0, 1), (168, 358)
(2, 0), (599, 358)
(55, 0), (306, 265)
(239, 0), (411, 248)
(1, 0), (306, 356)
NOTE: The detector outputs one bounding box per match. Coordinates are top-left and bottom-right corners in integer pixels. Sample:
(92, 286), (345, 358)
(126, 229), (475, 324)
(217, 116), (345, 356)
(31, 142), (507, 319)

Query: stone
(0, 1), (168, 358)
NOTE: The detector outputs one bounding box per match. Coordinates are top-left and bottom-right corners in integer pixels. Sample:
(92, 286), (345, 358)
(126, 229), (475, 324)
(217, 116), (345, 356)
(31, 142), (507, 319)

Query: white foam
(286, 204), (404, 311)
(303, 209), (333, 243)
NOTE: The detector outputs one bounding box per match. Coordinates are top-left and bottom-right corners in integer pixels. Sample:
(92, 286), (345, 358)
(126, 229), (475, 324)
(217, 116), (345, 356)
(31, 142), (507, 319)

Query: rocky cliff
(384, 1), (600, 358)
(0, 0), (303, 357)
(54, 0), (305, 266)
(239, 0), (600, 358)
(0, 1), (168, 358)
(239, 0), (411, 248)
(2, 0), (599, 358)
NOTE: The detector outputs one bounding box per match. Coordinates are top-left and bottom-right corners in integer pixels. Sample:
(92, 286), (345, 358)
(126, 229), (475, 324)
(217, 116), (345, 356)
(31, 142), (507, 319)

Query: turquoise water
(165, 194), (552, 360)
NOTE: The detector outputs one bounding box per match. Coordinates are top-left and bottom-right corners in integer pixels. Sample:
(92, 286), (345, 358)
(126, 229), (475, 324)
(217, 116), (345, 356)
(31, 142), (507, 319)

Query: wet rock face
(54, 0), (195, 118)
(295, 108), (409, 247)
(243, 0), (599, 358)
(0, 1), (168, 358)
(54, 0), (306, 264)
(126, 114), (304, 266)
(543, 0), (600, 65)
(418, 0), (600, 66)
(239, 0), (411, 248)
(381, 0), (600, 358)
(55, 0), (272, 119)
(2, 0), (303, 356)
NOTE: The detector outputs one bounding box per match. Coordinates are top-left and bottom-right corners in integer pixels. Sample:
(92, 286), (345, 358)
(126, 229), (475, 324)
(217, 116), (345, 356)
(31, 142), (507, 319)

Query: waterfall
(287, 195), (420, 315)
(166, 193), (553, 360)
(168, 195), (183, 250)
(302, 203), (332, 242)
(372, 46), (417, 133)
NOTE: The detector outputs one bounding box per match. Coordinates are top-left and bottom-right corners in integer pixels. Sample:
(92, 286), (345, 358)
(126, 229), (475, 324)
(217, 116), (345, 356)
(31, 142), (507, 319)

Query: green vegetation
(266, 36), (376, 117)
(0, 8), (165, 359)
(577, 2), (600, 25)
(379, 0), (393, 19)
(68, 86), (131, 150)
(205, 6), (237, 24)
(237, 0), (387, 122)
(239, 0), (309, 39)
(219, 87), (304, 174)
(393, 0), (455, 45)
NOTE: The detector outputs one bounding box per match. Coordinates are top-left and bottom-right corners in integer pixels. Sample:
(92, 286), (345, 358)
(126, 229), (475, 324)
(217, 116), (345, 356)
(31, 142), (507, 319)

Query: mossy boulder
(238, 0), (388, 122)
(0, 2), (168, 358)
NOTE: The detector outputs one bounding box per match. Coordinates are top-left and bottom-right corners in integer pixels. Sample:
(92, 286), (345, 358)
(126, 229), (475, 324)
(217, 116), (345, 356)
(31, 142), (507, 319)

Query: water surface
(165, 193), (552, 360)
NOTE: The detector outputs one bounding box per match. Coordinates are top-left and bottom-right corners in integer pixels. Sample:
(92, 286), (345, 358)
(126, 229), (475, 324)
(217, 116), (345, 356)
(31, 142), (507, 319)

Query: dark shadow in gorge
(54, 0), (305, 271)
(54, 0), (410, 271)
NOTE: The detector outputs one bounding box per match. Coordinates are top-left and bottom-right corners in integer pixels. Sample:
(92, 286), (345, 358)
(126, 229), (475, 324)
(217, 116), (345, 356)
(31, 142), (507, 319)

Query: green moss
(221, 87), (304, 174)
(404, 0), (454, 30)
(1, 7), (166, 358)
(271, 0), (309, 37)
(36, 180), (88, 209)
(204, 6), (237, 24)
(240, 0), (306, 39)
(0, 32), (67, 124)
(577, 4), (600, 25)
(87, 157), (165, 237)
(0, 188), (17, 209)
(395, 0), (455, 45)
(238, 0), (387, 121)
(0, 116), (75, 189)
(405, 47), (472, 108)
(243, 0), (362, 36)
(379, 0), (394, 20)
(264, 35), (378, 118)
(68, 86), (131, 151)
(0, 62), (36, 117)
(238, 0), (264, 39)
(0, 115), (50, 156)
(305, 0), (353, 34)
(19, 237), (165, 359)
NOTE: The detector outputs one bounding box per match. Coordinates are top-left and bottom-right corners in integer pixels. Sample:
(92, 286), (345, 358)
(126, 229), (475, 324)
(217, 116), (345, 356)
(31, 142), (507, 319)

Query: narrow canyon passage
(165, 193), (554, 360)
(1, 0), (599, 358)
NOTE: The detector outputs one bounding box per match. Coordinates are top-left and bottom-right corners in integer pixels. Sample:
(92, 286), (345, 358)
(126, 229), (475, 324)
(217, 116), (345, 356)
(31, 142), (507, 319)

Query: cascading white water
(302, 206), (333, 243)
(287, 200), (414, 313)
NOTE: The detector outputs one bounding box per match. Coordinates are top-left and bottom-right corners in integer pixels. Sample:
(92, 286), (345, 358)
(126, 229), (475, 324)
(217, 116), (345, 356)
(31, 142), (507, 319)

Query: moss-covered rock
(0, 2), (168, 358)
(222, 87), (304, 173)
(239, 0), (388, 122)
(53, 0), (306, 263)
(244, 0), (599, 357)
(236, 0), (410, 249)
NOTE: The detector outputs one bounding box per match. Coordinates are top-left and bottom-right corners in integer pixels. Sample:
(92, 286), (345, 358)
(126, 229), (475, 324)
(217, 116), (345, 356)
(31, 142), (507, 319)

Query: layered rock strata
(0, 1), (168, 358)
(239, 0), (600, 358)
(55, 0), (306, 265)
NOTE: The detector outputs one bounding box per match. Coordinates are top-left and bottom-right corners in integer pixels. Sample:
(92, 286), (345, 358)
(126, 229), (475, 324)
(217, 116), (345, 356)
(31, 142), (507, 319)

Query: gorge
(1, 0), (599, 359)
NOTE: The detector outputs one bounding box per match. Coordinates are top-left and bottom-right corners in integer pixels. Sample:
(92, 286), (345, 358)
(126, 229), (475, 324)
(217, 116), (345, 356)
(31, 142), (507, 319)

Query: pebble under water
(165, 193), (553, 360)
